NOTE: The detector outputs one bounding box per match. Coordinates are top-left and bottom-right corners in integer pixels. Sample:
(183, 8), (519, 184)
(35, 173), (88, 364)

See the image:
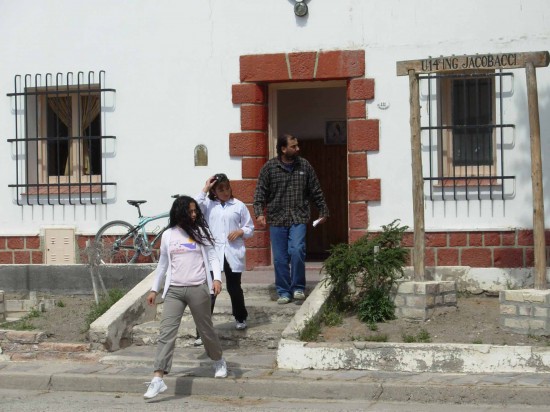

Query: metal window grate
(6, 71), (116, 205)
(420, 70), (515, 201)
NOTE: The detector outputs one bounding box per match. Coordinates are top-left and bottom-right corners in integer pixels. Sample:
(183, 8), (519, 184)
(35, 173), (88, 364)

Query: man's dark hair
(276, 133), (295, 157)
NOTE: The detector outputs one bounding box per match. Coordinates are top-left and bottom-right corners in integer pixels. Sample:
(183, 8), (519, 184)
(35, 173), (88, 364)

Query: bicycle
(94, 196), (178, 264)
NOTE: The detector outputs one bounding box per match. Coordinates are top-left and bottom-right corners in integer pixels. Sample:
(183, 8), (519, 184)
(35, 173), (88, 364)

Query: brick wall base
(0, 229), (546, 269)
(394, 280), (457, 321)
(500, 289), (550, 336)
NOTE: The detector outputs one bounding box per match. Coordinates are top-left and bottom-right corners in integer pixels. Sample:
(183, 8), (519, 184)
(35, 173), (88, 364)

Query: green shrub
(84, 288), (125, 330)
(357, 288), (396, 324)
(417, 328), (431, 342)
(322, 220), (409, 324)
(27, 308), (41, 318)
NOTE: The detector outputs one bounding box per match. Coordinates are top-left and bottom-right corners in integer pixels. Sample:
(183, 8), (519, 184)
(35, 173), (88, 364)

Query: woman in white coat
(196, 173), (254, 330)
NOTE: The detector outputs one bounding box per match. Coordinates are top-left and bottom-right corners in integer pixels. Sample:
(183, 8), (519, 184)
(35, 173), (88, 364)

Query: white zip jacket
(195, 191), (254, 273)
(151, 226), (222, 299)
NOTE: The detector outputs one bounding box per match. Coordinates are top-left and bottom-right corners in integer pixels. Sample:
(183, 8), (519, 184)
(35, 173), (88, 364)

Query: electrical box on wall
(44, 228), (76, 264)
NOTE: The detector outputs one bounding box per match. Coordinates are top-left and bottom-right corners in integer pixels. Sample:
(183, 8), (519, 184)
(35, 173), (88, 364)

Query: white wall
(0, 0), (549, 235)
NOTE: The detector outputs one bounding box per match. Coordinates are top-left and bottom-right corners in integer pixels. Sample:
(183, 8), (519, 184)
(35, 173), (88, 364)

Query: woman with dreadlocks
(144, 195), (227, 400)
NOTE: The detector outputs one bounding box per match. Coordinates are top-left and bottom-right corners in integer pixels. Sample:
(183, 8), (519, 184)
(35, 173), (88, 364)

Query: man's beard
(282, 153), (297, 162)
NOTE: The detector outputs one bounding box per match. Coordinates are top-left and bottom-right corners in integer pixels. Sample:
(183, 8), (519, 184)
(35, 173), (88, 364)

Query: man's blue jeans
(270, 224), (306, 299)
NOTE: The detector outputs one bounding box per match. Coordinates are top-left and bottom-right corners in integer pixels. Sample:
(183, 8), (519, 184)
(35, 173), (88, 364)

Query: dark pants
(196, 257), (248, 339)
(223, 257), (248, 323)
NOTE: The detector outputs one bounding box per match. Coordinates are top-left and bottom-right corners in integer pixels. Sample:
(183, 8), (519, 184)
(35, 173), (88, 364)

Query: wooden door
(299, 139), (348, 260)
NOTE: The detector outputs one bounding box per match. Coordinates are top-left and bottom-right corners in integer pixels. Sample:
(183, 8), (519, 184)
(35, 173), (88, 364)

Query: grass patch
(56, 300), (66, 308)
(299, 316), (322, 342)
(321, 305), (343, 327)
(402, 328), (431, 343)
(0, 307), (42, 331)
(472, 338), (483, 344)
(84, 288), (125, 331)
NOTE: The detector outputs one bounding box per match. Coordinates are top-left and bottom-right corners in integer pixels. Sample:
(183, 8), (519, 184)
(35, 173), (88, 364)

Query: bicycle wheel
(94, 220), (140, 264)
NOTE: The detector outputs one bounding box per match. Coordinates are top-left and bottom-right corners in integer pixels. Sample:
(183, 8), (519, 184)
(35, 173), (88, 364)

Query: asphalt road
(1, 389), (548, 412)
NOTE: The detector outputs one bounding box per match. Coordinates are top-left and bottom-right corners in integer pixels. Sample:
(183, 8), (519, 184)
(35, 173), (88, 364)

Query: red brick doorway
(230, 50), (380, 269)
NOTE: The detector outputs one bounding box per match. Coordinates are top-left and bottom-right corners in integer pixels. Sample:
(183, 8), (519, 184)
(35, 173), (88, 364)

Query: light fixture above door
(294, 0), (308, 17)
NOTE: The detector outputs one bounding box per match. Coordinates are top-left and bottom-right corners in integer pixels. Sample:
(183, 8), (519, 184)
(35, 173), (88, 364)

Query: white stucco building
(1, 0), (549, 272)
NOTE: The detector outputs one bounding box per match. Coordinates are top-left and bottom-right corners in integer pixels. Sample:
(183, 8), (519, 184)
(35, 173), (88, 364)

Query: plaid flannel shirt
(253, 156), (329, 226)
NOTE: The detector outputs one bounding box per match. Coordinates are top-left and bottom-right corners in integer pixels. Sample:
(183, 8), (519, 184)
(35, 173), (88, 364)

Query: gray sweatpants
(153, 283), (223, 374)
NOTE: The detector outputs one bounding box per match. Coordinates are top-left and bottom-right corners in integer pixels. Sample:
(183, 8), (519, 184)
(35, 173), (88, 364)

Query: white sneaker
(193, 337), (203, 346)
(293, 290), (306, 300)
(235, 321), (247, 330)
(143, 377), (167, 399)
(214, 358), (227, 378)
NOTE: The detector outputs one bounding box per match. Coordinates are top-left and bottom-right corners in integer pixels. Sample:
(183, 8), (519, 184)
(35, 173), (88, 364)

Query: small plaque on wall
(325, 120), (347, 145)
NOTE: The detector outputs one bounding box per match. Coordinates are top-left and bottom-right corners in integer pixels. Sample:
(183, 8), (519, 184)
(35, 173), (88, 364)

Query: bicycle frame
(134, 211), (170, 256)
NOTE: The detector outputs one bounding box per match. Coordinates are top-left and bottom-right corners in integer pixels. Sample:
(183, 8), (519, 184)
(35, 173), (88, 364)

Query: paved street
(2, 389), (549, 412)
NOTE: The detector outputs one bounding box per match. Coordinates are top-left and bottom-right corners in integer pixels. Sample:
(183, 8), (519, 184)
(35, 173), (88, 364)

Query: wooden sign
(396, 51), (549, 76)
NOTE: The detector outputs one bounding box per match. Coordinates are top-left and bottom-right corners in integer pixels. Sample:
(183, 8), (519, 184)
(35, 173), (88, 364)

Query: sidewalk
(1, 345), (550, 406)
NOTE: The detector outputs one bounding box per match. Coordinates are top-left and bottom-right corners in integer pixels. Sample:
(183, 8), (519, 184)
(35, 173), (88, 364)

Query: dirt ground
(321, 293), (550, 347)
(3, 293), (550, 347)
(3, 294), (92, 343)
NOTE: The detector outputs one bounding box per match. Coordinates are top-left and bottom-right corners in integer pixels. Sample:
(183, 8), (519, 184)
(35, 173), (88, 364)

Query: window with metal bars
(7, 71), (116, 205)
(421, 70), (515, 200)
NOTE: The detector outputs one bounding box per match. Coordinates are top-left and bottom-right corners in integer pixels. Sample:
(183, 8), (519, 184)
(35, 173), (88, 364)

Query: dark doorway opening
(276, 84), (348, 261)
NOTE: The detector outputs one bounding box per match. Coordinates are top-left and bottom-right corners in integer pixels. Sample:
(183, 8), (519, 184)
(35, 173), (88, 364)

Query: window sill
(23, 186), (104, 195)
(433, 178), (502, 187)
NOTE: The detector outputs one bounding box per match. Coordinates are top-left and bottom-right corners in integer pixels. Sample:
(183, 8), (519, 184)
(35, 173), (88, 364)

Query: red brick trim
(348, 78), (375, 100)
(235, 49), (371, 268)
(348, 119), (379, 152)
(230, 180), (257, 204)
(348, 179), (381, 202)
(347, 100), (366, 119)
(316, 50), (365, 79)
(348, 153), (367, 177)
(241, 105), (267, 131)
(232, 84), (266, 104)
(242, 157), (267, 179)
(288, 52), (317, 80)
(240, 50), (365, 82)
(349, 203), (368, 229)
(229, 133), (268, 157)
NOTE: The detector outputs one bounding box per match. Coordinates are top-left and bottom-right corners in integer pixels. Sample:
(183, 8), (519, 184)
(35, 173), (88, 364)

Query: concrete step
(133, 317), (290, 349)
(178, 296), (304, 323)
(133, 279), (318, 349)
(154, 281), (320, 316)
(99, 344), (277, 372)
(153, 282), (316, 321)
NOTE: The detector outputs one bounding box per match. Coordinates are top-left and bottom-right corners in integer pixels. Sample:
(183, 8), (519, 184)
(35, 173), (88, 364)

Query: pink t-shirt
(169, 228), (207, 286)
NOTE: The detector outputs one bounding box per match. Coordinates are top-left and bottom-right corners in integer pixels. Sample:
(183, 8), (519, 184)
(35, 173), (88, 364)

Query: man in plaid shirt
(253, 134), (329, 304)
